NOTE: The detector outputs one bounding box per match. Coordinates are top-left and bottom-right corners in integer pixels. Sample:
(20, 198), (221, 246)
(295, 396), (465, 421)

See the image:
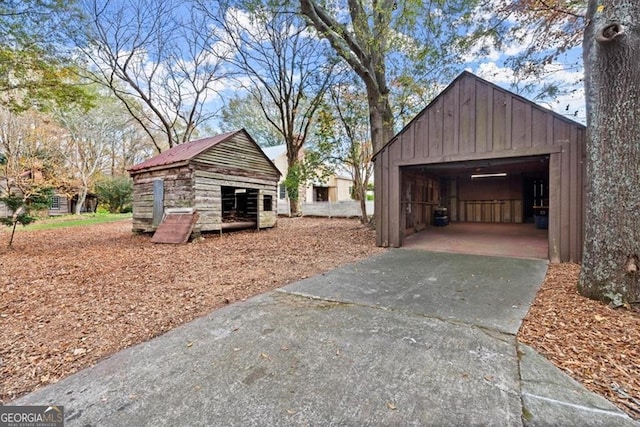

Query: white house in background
(261, 144), (355, 205)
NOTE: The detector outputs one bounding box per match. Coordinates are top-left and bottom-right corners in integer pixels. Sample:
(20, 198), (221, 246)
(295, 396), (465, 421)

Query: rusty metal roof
(128, 130), (240, 173)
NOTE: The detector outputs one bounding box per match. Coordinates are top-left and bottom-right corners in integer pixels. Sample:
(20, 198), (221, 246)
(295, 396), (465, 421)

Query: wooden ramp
(151, 210), (200, 244)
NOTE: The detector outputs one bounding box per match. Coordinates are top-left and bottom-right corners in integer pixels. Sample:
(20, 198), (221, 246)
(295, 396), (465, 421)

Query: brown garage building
(374, 71), (585, 262)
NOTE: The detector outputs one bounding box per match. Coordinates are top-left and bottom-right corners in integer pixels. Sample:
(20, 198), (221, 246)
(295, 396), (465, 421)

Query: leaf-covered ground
(1, 218), (638, 419)
(517, 263), (640, 419)
(0, 218), (383, 404)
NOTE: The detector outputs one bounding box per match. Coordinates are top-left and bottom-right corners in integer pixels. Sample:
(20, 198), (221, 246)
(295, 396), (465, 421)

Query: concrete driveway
(13, 250), (638, 426)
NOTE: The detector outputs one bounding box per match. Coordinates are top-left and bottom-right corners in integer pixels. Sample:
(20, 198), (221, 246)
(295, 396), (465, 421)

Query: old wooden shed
(129, 129), (280, 235)
(374, 72), (586, 262)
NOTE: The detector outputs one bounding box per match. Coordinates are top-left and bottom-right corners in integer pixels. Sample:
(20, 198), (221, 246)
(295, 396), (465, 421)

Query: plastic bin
(533, 207), (548, 229)
(434, 207), (449, 226)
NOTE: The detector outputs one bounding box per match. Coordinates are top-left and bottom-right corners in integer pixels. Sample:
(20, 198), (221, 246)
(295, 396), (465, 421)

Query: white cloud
(471, 60), (585, 124)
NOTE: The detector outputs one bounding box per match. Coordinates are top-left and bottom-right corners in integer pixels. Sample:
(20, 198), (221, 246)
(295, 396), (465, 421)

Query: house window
(51, 196), (61, 210)
(263, 195), (273, 212)
(279, 184), (286, 199)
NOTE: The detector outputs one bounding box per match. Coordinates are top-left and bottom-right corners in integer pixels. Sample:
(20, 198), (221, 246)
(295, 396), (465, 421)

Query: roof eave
(128, 160), (191, 176)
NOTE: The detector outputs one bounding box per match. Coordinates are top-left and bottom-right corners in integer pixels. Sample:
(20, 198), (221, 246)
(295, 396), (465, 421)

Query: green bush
(95, 176), (133, 214)
(96, 205), (110, 214)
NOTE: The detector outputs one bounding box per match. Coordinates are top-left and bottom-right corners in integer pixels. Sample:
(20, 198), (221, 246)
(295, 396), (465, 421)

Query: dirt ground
(1, 218), (638, 419)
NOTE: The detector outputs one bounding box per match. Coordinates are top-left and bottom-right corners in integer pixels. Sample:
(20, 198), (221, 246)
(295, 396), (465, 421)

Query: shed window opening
(263, 195), (273, 212)
(50, 196), (61, 210)
(533, 178), (548, 207)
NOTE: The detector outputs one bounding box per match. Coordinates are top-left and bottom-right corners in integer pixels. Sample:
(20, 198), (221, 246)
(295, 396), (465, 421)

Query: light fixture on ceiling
(471, 172), (508, 179)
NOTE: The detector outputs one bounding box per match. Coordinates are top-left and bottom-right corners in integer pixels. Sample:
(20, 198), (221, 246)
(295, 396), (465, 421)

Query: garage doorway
(399, 155), (549, 259)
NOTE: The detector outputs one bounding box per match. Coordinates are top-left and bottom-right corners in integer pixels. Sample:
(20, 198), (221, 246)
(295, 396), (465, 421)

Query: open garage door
(399, 155), (550, 258)
(402, 155), (549, 225)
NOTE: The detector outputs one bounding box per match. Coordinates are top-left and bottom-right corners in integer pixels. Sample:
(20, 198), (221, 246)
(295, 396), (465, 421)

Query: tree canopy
(0, 0), (90, 112)
(300, 0), (492, 152)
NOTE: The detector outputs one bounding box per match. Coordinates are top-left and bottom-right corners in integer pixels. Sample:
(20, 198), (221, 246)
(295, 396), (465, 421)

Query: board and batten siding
(374, 72), (586, 262)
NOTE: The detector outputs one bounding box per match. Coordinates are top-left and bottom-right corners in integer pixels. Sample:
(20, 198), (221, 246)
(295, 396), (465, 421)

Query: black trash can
(533, 207), (548, 229)
(434, 206), (449, 226)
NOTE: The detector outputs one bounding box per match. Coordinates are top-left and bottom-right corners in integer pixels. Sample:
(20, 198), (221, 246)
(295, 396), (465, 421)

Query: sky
(81, 0), (588, 139)
(459, 1), (587, 125)
(469, 48), (586, 125)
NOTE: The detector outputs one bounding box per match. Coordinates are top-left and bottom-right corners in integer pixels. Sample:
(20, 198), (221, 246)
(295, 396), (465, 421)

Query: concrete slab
(518, 344), (638, 426)
(15, 292), (522, 426)
(10, 250), (638, 426)
(284, 249), (548, 334)
(402, 223), (548, 260)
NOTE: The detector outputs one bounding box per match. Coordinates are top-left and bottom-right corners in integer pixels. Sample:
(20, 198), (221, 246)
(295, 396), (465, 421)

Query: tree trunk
(367, 87), (395, 154)
(286, 143), (303, 217)
(8, 220), (17, 248)
(75, 188), (88, 215)
(579, 0), (640, 305)
(358, 188), (368, 224)
(351, 162), (368, 224)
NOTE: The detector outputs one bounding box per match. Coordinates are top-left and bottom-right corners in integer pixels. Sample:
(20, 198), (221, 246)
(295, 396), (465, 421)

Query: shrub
(95, 176), (133, 214)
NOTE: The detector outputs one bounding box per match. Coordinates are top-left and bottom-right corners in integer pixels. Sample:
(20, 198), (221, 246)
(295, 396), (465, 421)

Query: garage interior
(400, 155), (550, 259)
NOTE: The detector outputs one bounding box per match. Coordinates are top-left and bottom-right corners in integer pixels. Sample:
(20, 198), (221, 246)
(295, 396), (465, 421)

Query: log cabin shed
(374, 71), (586, 262)
(128, 129), (280, 235)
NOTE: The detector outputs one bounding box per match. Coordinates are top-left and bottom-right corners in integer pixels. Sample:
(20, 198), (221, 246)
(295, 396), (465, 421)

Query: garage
(374, 72), (585, 262)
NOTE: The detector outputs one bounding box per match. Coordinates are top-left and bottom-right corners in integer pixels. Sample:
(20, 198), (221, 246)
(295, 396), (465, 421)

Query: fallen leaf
(387, 402), (397, 410)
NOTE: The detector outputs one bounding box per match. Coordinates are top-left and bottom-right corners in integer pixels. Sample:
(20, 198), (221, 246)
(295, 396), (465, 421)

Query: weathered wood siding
(193, 133), (279, 231)
(401, 171), (439, 237)
(455, 175), (523, 223)
(374, 72), (586, 262)
(195, 132), (280, 181)
(131, 131), (279, 233)
(132, 165), (194, 232)
(193, 168), (277, 231)
(258, 190), (277, 228)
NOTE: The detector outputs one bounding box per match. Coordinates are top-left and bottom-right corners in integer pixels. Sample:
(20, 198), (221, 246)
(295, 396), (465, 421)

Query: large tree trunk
(286, 143), (303, 217)
(367, 87), (395, 154)
(75, 188), (88, 215)
(579, 0), (640, 305)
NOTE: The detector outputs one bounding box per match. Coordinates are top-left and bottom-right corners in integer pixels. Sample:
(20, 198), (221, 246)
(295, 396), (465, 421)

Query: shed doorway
(221, 186), (259, 230)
